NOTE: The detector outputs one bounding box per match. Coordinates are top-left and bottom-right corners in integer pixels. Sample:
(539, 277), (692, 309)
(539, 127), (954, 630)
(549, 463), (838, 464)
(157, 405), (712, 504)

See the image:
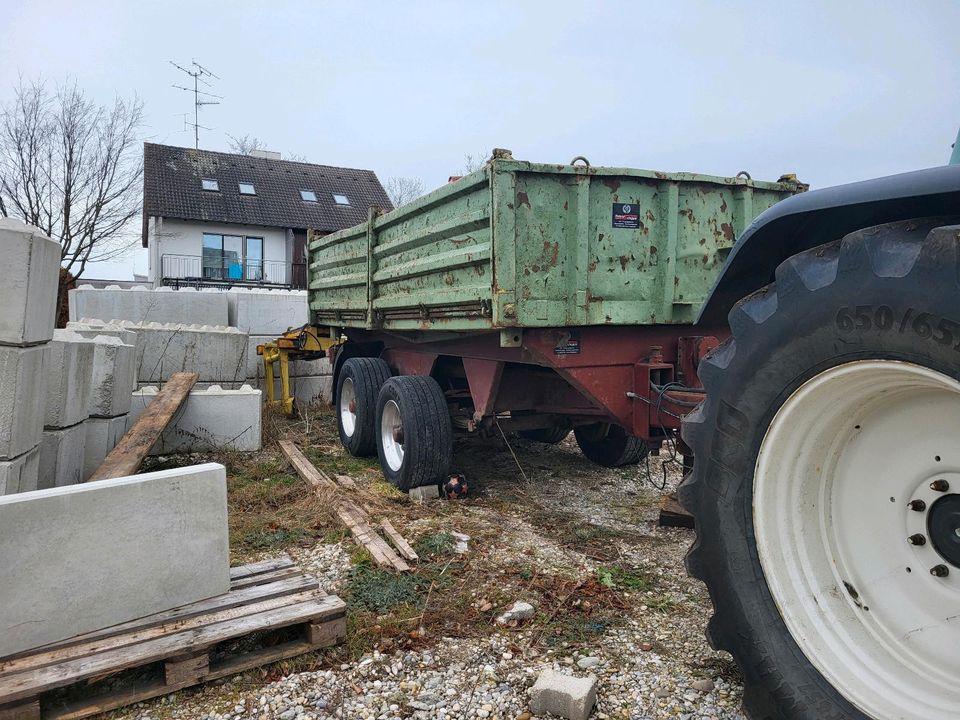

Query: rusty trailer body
(307, 152), (804, 479)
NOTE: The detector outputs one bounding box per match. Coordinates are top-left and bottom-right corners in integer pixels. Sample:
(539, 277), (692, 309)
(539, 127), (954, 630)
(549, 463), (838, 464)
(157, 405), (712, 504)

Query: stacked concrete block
(68, 284), (229, 326)
(128, 384), (262, 454)
(83, 416), (128, 480)
(39, 424), (86, 489)
(125, 322), (248, 385)
(67, 318), (141, 391)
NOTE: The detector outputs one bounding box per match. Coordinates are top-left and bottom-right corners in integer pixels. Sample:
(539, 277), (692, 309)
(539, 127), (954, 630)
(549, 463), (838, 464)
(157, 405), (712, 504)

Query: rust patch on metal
(543, 240), (560, 267)
(449, 236), (474, 246)
(649, 246), (658, 255)
(563, 200), (568, 210)
(646, 210), (656, 222)
(507, 202), (514, 210)
(618, 254), (632, 271)
(603, 178), (621, 192)
(588, 258), (598, 272)
(720, 198), (728, 213)
(517, 192), (531, 208)
(674, 276), (680, 286)
(721, 222), (735, 242)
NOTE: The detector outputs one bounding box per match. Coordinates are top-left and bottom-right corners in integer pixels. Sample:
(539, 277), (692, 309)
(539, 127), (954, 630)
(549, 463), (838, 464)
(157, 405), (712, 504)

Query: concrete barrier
(83, 415), (127, 480)
(121, 322), (248, 384)
(39, 423), (85, 489)
(0, 345), (48, 460)
(45, 330), (95, 429)
(128, 385), (262, 453)
(85, 335), (135, 418)
(0, 463), (230, 657)
(0, 446), (39, 495)
(227, 289), (307, 335)
(68, 285), (229, 326)
(0, 219), (60, 347)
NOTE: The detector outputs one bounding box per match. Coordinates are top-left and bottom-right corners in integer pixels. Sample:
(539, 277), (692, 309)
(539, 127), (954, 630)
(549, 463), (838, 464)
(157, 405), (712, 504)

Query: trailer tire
(518, 426), (570, 444)
(680, 218), (960, 720)
(574, 423), (647, 467)
(376, 375), (453, 492)
(336, 357), (391, 457)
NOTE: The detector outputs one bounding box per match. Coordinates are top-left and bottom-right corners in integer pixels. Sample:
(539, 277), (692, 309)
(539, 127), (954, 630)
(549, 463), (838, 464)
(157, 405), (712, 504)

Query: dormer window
(201, 178), (219, 191)
(333, 194), (350, 205)
(300, 190), (318, 202)
(239, 182), (256, 195)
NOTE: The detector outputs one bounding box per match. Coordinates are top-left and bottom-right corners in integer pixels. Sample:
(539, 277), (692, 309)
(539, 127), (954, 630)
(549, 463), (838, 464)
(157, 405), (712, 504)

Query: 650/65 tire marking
(836, 305), (960, 349)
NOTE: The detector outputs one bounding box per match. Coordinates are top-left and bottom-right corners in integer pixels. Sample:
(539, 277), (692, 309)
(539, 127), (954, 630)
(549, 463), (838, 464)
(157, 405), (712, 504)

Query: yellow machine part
(257, 325), (340, 415)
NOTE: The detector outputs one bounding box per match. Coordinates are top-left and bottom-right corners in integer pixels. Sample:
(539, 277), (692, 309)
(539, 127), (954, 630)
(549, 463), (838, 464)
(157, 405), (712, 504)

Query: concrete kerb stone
(0, 446), (40, 495)
(83, 415), (127, 481)
(118, 321), (248, 384)
(45, 330), (95, 429)
(39, 422), (85, 489)
(0, 344), (48, 460)
(68, 284), (229, 326)
(529, 669), (599, 720)
(127, 385), (262, 454)
(0, 219), (60, 347)
(0, 463), (230, 657)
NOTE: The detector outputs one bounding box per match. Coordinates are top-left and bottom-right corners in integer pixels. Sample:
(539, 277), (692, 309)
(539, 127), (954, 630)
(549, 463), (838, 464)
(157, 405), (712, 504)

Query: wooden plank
(0, 597), (346, 704)
(278, 441), (409, 572)
(380, 520), (419, 562)
(658, 493), (695, 529)
(229, 566), (303, 590)
(0, 699), (39, 720)
(305, 616), (346, 648)
(163, 651), (208, 685)
(87, 372), (198, 482)
(228, 555), (295, 580)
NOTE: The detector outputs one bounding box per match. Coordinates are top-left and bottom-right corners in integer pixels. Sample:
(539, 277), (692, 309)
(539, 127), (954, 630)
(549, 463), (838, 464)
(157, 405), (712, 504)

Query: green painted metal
(308, 151), (805, 331)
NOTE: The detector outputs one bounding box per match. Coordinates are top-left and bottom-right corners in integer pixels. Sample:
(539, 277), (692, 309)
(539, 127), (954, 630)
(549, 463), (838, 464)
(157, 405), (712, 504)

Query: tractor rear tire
(574, 423), (647, 467)
(680, 218), (960, 720)
(518, 426), (571, 444)
(336, 357), (391, 457)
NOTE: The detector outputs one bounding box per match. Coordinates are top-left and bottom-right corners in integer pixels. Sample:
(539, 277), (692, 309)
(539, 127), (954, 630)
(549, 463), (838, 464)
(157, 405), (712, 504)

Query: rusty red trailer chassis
(328, 324), (725, 444)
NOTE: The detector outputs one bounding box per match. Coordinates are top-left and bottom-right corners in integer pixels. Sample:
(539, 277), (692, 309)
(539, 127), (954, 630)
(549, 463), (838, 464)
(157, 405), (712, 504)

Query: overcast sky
(3, 0), (959, 279)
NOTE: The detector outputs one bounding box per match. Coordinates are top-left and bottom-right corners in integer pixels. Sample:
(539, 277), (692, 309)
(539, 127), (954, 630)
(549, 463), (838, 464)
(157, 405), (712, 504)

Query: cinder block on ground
(83, 415), (127, 480)
(125, 322), (248, 384)
(409, 484), (440, 503)
(45, 330), (95, 428)
(39, 423), (85, 489)
(227, 289), (308, 334)
(68, 285), (229, 326)
(0, 463), (230, 657)
(0, 345), (48, 459)
(0, 219), (60, 346)
(0, 446), (39, 495)
(128, 385), (262, 454)
(529, 669), (598, 720)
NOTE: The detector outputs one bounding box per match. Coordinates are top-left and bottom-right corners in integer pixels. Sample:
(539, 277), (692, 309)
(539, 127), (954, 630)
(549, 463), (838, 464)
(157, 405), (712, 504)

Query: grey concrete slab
(121, 322), (248, 384)
(0, 463), (230, 657)
(0, 345), (48, 459)
(45, 331), (95, 429)
(39, 423), (85, 489)
(84, 335), (135, 418)
(68, 285), (229, 326)
(83, 415), (127, 481)
(227, 289), (307, 334)
(0, 219), (60, 347)
(0, 446), (39, 495)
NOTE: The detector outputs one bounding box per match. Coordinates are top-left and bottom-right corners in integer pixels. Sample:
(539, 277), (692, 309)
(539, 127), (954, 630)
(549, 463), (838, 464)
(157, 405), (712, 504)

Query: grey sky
(3, 0), (959, 279)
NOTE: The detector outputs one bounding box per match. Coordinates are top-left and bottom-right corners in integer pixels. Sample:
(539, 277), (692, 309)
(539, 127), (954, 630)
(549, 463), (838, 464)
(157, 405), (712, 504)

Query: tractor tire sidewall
(336, 357), (391, 457)
(574, 423), (648, 467)
(518, 426), (571, 444)
(681, 218), (960, 720)
(376, 376), (453, 492)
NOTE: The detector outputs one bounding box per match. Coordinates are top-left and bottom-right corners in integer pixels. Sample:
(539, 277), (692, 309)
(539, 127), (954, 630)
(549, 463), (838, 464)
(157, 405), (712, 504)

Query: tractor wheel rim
(755, 360), (960, 720)
(339, 377), (357, 437)
(380, 399), (404, 472)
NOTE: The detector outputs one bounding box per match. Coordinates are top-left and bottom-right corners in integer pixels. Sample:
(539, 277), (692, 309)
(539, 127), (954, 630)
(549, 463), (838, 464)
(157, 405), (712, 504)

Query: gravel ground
(115, 429), (746, 720)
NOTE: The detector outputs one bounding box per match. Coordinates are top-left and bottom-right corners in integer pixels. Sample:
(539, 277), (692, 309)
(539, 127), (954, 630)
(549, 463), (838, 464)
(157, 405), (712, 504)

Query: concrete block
(0, 446), (39, 495)
(39, 423), (85, 489)
(227, 289), (308, 334)
(0, 463), (230, 657)
(0, 219), (60, 346)
(529, 669), (598, 720)
(85, 335), (136, 417)
(125, 322), (248, 384)
(128, 385), (261, 454)
(68, 320), (140, 392)
(45, 330), (95, 428)
(0, 345), (48, 459)
(68, 285), (229, 326)
(83, 415), (127, 480)
(409, 484), (440, 503)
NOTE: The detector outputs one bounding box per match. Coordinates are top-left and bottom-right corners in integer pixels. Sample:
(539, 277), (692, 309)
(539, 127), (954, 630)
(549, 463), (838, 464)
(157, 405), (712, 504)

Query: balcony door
(245, 237), (264, 281)
(202, 233), (243, 280)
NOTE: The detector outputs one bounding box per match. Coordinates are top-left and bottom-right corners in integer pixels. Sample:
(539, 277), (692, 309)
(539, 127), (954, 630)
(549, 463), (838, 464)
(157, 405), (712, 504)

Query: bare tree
(384, 176), (424, 208)
(463, 151), (489, 173)
(0, 79), (143, 305)
(226, 133), (265, 155)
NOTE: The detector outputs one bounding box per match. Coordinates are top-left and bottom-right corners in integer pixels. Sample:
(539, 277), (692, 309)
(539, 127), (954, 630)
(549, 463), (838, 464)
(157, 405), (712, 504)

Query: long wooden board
(87, 372), (198, 481)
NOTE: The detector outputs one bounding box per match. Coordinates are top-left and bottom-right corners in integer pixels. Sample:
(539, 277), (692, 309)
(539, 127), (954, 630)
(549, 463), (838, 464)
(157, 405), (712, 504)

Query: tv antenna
(170, 60), (222, 149)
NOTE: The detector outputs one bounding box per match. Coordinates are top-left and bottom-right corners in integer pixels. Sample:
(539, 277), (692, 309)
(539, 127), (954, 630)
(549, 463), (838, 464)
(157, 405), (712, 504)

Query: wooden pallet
(0, 556), (346, 720)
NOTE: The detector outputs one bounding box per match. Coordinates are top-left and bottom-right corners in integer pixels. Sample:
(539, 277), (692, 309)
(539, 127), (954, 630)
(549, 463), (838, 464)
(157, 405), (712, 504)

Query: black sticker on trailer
(554, 330), (581, 355)
(612, 203), (640, 229)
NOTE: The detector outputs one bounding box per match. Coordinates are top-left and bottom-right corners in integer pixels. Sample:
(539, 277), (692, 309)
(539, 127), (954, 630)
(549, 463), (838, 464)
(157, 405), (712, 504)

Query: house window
(202, 233), (244, 280)
(201, 178), (219, 191)
(332, 193), (350, 205)
(238, 182), (256, 195)
(245, 237), (264, 280)
(300, 190), (317, 202)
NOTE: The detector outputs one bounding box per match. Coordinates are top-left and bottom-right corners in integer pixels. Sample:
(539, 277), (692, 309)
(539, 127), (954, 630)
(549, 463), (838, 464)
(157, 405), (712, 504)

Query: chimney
(249, 149), (281, 160)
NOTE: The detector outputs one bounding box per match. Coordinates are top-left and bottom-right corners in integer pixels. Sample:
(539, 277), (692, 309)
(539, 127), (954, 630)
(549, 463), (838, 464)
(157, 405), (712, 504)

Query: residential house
(142, 143), (392, 289)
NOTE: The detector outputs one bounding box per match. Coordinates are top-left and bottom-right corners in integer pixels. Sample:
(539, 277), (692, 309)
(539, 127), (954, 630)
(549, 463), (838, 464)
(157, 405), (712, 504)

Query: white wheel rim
(380, 399), (404, 472)
(755, 360), (960, 719)
(339, 376), (357, 437)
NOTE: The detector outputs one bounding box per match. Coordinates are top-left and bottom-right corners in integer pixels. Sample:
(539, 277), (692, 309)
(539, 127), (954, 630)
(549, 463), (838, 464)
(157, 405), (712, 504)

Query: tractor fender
(698, 163), (960, 326)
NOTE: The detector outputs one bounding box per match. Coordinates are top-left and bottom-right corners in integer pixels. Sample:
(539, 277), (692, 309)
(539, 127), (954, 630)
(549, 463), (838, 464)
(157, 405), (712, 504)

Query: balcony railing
(160, 254), (307, 289)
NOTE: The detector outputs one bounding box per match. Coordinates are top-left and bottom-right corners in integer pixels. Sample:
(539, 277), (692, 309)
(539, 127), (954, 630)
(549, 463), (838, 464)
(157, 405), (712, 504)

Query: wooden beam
(87, 372), (198, 482)
(380, 520), (419, 562)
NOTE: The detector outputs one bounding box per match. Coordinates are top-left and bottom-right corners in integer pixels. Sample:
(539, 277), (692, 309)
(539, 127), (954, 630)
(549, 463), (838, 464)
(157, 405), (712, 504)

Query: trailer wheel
(574, 423), (647, 467)
(518, 426), (570, 444)
(680, 218), (960, 720)
(376, 376), (452, 491)
(336, 357), (391, 457)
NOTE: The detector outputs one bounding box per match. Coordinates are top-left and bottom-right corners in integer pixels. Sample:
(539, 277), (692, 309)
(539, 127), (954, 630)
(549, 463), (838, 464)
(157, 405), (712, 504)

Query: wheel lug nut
(930, 479), (950, 492)
(930, 564), (949, 578)
(908, 534), (927, 546)
(909, 499), (926, 511)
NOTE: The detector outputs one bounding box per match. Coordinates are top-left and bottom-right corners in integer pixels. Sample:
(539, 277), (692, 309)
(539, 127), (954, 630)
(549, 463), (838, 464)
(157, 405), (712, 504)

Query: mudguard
(697, 164), (960, 326)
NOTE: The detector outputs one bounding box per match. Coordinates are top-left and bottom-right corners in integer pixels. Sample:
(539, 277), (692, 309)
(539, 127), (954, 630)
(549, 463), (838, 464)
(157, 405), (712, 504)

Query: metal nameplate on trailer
(612, 203), (640, 229)
(554, 330), (581, 355)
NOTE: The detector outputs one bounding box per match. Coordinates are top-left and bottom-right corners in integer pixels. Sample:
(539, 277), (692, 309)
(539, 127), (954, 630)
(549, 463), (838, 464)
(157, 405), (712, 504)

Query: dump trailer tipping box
(308, 152), (805, 332)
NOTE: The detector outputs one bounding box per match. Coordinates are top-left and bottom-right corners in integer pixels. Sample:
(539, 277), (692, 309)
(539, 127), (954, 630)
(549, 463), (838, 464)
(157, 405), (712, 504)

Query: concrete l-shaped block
(45, 330), (95, 429)
(0, 344), (48, 459)
(0, 219), (60, 347)
(0, 463), (230, 657)
(68, 285), (229, 326)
